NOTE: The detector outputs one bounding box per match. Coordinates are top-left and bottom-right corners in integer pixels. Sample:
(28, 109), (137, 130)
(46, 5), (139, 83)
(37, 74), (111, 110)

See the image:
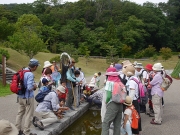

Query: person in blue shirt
(15, 59), (39, 135)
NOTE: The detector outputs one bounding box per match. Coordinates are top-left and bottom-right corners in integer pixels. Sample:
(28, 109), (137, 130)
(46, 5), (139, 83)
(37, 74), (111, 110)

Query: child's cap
(42, 78), (49, 84)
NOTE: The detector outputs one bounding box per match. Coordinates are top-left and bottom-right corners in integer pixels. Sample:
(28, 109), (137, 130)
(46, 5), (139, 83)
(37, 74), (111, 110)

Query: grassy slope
(1, 47), (179, 80)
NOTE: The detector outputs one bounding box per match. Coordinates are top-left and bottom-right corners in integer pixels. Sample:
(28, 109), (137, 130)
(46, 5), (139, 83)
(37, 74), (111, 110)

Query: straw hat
(122, 60), (132, 67)
(123, 96), (132, 106)
(94, 73), (98, 76)
(122, 65), (135, 76)
(57, 85), (66, 93)
(43, 61), (52, 68)
(0, 119), (18, 135)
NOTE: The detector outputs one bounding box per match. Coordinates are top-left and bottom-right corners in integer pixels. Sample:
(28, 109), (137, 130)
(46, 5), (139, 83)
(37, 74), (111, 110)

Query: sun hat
(122, 60), (132, 67)
(29, 59), (40, 66)
(123, 96), (132, 106)
(114, 64), (122, 71)
(41, 78), (49, 84)
(94, 73), (98, 76)
(0, 119), (18, 135)
(57, 85), (66, 93)
(152, 63), (163, 71)
(105, 67), (120, 82)
(43, 61), (52, 68)
(71, 58), (76, 63)
(122, 65), (135, 76)
(134, 63), (143, 68)
(133, 61), (137, 66)
(145, 64), (153, 71)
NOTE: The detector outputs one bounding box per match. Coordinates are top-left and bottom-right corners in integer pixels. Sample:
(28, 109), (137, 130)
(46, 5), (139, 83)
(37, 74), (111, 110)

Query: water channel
(60, 109), (102, 135)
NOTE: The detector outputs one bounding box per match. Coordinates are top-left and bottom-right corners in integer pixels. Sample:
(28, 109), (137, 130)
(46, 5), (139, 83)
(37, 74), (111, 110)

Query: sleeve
(124, 108), (131, 116)
(89, 91), (98, 99)
(51, 93), (60, 111)
(66, 69), (77, 82)
(143, 71), (148, 79)
(150, 75), (160, 86)
(26, 73), (34, 91)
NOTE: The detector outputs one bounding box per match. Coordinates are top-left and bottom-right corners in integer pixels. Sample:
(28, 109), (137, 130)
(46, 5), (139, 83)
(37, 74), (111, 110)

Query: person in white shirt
(121, 96), (133, 135)
(88, 73), (98, 89)
(33, 85), (65, 130)
(134, 62), (148, 113)
(122, 65), (142, 135)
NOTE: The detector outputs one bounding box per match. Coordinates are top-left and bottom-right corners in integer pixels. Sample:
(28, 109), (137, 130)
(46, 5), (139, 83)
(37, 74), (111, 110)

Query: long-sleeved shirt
(150, 72), (163, 97)
(35, 91), (60, 112)
(89, 89), (103, 101)
(18, 67), (35, 99)
(66, 68), (79, 82)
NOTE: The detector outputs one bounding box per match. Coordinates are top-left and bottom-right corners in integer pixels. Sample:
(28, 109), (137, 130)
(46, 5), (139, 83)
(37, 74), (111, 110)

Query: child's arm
(123, 114), (129, 129)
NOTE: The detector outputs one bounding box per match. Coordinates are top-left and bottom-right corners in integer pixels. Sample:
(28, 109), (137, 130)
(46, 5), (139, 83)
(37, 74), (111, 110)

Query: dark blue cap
(42, 78), (49, 84)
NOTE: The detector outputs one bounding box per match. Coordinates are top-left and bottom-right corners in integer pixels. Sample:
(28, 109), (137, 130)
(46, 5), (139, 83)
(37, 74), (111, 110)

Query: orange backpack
(127, 106), (140, 129)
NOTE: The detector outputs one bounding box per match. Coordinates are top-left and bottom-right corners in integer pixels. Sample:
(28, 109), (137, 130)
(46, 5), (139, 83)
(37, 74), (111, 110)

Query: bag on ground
(112, 82), (127, 103)
(10, 69), (30, 95)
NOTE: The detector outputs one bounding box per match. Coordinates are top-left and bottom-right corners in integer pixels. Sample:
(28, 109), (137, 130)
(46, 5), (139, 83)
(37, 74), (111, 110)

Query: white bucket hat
(43, 61), (52, 68)
(134, 63), (143, 69)
(152, 63), (163, 71)
(57, 85), (66, 93)
(0, 119), (18, 135)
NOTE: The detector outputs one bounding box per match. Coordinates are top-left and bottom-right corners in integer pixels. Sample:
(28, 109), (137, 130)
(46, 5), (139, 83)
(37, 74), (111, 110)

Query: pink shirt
(150, 72), (164, 97)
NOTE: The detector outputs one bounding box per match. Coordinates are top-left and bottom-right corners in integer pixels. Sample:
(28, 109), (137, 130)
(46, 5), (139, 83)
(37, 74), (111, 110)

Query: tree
(159, 47), (172, 61)
(9, 30), (45, 59)
(120, 44), (131, 58)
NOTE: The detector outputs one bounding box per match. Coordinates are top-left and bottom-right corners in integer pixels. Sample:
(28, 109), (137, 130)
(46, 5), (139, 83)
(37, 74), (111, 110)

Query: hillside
(1, 47), (179, 82)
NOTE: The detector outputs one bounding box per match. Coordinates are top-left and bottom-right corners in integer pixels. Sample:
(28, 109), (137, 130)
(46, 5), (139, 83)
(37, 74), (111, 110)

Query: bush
(152, 54), (158, 61)
(0, 48), (10, 63)
(134, 51), (144, 59)
(143, 45), (156, 57)
(159, 47), (172, 61)
(50, 55), (60, 63)
(40, 49), (51, 53)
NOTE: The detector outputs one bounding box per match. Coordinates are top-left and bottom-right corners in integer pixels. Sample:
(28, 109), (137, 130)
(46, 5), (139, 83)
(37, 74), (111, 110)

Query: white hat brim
(43, 64), (52, 68)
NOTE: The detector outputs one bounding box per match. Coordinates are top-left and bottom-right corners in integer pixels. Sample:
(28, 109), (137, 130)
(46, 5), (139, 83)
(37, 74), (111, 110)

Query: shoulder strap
(131, 77), (139, 84)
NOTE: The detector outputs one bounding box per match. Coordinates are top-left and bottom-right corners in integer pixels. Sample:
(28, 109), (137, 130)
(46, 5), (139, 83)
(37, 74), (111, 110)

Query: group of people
(101, 60), (166, 135)
(9, 58), (103, 135)
(0, 58), (167, 135)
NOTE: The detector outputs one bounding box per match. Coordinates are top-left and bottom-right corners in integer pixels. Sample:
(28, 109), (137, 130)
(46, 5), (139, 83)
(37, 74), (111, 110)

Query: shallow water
(60, 110), (102, 135)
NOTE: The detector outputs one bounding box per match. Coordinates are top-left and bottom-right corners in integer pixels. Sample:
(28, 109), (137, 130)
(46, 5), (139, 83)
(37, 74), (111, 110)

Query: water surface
(60, 110), (102, 135)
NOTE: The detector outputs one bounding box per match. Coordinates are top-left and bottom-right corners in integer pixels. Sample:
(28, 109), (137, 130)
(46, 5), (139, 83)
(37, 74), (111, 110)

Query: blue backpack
(35, 86), (51, 103)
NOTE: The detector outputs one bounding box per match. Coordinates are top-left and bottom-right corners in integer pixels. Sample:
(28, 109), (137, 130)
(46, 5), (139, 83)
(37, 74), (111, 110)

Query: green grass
(0, 81), (12, 97)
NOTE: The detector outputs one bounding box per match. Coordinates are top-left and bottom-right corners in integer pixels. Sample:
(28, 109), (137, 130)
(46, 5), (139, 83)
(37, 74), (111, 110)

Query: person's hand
(33, 84), (37, 90)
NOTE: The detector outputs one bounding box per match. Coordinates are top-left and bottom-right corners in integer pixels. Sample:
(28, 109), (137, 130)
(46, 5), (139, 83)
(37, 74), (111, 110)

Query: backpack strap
(130, 78), (140, 99)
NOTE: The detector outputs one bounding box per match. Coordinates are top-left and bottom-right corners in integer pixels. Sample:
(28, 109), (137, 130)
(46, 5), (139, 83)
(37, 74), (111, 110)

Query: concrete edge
(31, 102), (89, 135)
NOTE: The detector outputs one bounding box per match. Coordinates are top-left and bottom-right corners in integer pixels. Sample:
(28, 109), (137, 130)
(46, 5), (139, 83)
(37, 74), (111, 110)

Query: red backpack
(10, 69), (30, 95)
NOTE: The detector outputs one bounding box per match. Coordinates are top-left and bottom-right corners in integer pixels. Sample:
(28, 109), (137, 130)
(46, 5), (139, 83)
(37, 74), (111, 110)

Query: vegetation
(171, 60), (180, 79)
(0, 82), (11, 97)
(0, 0), (179, 62)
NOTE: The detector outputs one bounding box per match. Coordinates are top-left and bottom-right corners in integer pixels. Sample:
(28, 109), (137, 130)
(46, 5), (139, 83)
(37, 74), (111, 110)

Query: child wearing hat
(39, 78), (50, 93)
(121, 96), (133, 135)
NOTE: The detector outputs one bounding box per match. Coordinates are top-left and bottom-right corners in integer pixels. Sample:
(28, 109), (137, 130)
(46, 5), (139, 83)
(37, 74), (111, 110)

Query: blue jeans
(87, 97), (102, 108)
(121, 123), (132, 135)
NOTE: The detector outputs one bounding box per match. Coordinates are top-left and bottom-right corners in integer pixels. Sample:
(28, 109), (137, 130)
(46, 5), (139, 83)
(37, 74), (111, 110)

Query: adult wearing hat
(149, 63), (164, 125)
(34, 85), (66, 130)
(122, 65), (142, 134)
(101, 67), (123, 135)
(115, 63), (128, 85)
(145, 64), (154, 116)
(134, 63), (148, 113)
(66, 58), (81, 110)
(15, 59), (39, 135)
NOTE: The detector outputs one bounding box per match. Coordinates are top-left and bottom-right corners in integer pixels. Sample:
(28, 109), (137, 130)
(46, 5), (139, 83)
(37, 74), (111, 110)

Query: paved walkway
(0, 72), (180, 135)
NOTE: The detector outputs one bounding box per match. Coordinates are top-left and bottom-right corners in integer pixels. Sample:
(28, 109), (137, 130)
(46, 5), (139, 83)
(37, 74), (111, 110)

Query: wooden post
(2, 56), (6, 86)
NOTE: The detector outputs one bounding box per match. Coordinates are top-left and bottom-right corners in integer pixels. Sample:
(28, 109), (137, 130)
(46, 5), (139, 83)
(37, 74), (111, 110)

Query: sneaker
(36, 120), (44, 130)
(32, 116), (39, 127)
(30, 133), (37, 135)
(152, 118), (162, 122)
(150, 120), (161, 125)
